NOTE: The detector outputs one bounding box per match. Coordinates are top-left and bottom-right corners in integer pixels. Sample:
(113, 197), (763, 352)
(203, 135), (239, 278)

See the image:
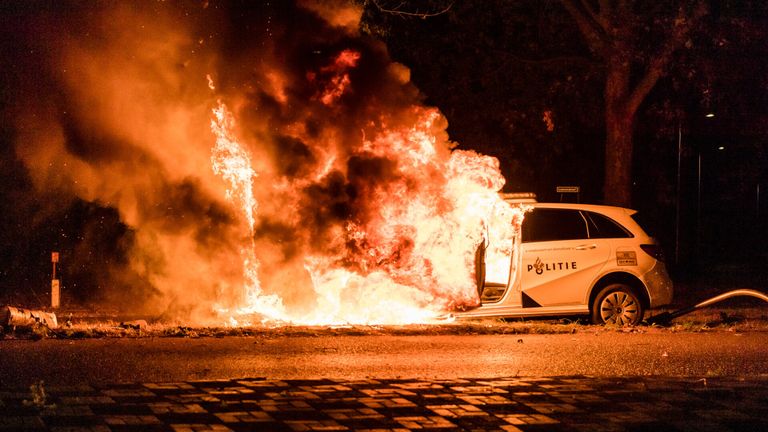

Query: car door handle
(575, 244), (597, 250)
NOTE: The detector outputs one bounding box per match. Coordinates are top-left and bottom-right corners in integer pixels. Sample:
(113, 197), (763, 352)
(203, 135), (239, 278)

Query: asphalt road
(1, 332), (766, 388)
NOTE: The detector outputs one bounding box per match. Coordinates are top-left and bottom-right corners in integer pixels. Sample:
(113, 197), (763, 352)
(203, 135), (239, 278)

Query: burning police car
(458, 195), (673, 325)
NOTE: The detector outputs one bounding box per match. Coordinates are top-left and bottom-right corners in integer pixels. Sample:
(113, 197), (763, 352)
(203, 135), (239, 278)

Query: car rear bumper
(644, 262), (674, 308)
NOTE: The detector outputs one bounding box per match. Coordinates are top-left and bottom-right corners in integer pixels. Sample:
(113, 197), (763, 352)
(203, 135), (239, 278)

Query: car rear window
(630, 212), (657, 236)
(585, 211), (632, 239)
(522, 209), (588, 242)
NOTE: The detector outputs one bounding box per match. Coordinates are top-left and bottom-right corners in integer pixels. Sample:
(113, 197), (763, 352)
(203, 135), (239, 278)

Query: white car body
(456, 200), (674, 324)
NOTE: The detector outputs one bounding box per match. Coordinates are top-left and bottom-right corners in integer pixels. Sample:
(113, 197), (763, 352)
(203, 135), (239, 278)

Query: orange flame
(311, 49), (362, 105)
(210, 97), (525, 325)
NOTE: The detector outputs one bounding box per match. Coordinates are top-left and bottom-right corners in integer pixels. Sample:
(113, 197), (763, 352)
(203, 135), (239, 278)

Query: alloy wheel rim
(600, 291), (639, 325)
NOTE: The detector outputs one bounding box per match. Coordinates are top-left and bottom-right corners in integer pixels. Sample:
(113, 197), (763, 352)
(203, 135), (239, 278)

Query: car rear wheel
(591, 284), (644, 325)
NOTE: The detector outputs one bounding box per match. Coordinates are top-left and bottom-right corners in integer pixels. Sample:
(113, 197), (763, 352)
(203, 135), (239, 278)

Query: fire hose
(646, 289), (768, 325)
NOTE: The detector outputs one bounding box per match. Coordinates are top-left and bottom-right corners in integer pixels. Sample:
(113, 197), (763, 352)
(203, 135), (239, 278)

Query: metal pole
(675, 122), (682, 265)
(696, 152), (701, 262)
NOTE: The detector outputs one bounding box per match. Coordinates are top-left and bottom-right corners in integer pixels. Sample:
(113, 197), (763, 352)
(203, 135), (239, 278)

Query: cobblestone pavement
(1, 376), (766, 431)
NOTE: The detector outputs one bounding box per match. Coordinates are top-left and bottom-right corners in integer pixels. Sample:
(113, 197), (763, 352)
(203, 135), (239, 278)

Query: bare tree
(365, 0), (453, 18)
(561, 0), (707, 206)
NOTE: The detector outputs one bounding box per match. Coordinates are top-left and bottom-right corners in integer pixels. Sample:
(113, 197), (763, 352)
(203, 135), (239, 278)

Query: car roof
(524, 202), (637, 218)
(499, 194), (637, 217)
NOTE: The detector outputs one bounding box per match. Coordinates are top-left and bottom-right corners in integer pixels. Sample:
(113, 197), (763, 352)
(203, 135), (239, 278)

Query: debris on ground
(119, 320), (148, 330)
(22, 381), (55, 410)
(1, 305), (58, 329)
(0, 305), (766, 341)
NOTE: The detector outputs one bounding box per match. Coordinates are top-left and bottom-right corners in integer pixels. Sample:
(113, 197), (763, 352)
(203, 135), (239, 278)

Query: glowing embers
(309, 49), (362, 106)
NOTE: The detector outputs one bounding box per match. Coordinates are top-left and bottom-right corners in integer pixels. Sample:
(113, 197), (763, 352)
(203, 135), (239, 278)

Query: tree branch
(597, 0), (612, 14)
(588, 0), (611, 31)
(625, 1), (708, 115)
(561, 0), (609, 55)
(369, 0), (453, 18)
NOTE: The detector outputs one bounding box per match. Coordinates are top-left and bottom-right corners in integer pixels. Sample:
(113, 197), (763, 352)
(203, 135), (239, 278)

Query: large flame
(210, 94), (523, 325)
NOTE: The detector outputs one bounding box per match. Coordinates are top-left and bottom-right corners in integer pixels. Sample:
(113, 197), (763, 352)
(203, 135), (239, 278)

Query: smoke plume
(0, 1), (516, 324)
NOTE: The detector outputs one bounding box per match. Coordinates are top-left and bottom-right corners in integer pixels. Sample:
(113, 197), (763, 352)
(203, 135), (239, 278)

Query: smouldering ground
(3, 306), (768, 341)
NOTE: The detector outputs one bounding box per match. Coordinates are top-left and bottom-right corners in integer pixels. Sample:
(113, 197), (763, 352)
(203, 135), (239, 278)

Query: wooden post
(51, 252), (60, 309)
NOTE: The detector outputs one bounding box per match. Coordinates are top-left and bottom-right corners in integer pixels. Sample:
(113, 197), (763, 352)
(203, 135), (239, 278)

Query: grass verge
(1, 309), (767, 340)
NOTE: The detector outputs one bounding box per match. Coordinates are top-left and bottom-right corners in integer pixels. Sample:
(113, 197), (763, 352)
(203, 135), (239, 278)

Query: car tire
(591, 284), (644, 325)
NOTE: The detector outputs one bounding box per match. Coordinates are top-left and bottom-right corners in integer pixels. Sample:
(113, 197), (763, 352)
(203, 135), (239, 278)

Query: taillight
(640, 244), (665, 262)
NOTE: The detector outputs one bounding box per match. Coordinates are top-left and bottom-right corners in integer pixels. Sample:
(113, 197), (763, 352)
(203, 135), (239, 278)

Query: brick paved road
(1, 375), (766, 431)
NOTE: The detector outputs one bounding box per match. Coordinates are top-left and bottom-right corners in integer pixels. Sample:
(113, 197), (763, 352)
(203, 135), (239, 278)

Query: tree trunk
(559, 0), (706, 208)
(604, 109), (633, 207)
(603, 54), (634, 207)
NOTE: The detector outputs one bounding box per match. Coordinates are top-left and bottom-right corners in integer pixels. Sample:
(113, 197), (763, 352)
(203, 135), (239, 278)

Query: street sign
(556, 186), (580, 193)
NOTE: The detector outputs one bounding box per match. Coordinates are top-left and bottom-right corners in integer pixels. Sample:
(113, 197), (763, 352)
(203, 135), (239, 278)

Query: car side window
(522, 209), (588, 243)
(585, 211), (632, 239)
